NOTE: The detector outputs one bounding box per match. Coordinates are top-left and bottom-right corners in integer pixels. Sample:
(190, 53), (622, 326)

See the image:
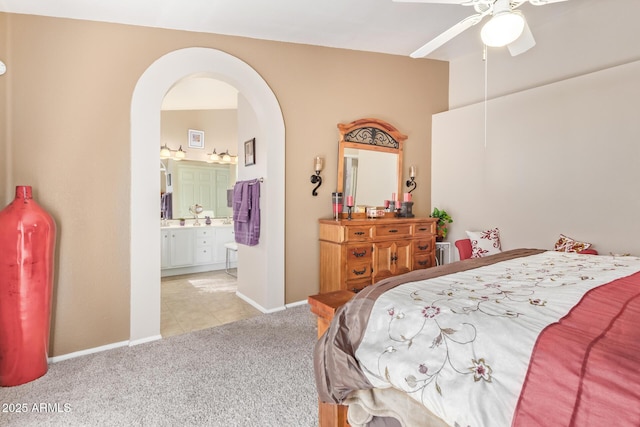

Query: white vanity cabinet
(161, 225), (235, 277)
(161, 228), (195, 268)
(195, 228), (215, 264)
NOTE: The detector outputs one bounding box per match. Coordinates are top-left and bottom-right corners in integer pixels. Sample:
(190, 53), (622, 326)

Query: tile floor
(161, 270), (262, 337)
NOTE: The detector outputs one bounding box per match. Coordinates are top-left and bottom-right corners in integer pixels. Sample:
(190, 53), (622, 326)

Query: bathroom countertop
(161, 221), (233, 229)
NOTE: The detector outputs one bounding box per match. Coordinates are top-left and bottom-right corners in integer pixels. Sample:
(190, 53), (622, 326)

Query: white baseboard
(48, 340), (129, 363)
(285, 299), (308, 308)
(129, 334), (162, 347)
(235, 291), (286, 313)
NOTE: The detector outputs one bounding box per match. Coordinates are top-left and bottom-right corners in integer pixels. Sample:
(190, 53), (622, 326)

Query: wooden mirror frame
(337, 118), (407, 207)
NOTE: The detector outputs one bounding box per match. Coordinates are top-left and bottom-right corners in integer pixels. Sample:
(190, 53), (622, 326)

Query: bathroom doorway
(130, 47), (285, 344)
(159, 77), (255, 336)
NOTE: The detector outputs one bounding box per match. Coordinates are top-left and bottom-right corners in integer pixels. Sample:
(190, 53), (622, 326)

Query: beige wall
(161, 109), (238, 163)
(433, 60), (640, 258)
(2, 13), (448, 356)
(0, 13), (7, 203)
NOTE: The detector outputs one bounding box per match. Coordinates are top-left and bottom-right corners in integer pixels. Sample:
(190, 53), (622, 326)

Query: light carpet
(0, 305), (319, 426)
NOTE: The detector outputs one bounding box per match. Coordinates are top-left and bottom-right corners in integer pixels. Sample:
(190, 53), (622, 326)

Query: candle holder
(310, 171), (322, 196)
(406, 176), (417, 194)
(346, 205), (353, 220)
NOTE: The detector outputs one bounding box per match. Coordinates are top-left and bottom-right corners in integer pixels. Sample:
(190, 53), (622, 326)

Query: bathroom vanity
(161, 222), (236, 277)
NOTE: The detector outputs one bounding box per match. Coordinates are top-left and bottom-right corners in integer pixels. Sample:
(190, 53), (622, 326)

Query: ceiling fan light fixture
(481, 11), (526, 47)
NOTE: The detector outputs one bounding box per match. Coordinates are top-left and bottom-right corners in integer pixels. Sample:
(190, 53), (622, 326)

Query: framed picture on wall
(188, 129), (205, 149)
(244, 138), (256, 166)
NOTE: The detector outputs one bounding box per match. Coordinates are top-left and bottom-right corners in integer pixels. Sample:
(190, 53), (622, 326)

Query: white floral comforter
(354, 251), (640, 427)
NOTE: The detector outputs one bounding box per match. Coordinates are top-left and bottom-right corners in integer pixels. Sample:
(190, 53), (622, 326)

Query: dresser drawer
(346, 261), (372, 280)
(375, 224), (412, 239)
(345, 226), (373, 241)
(414, 222), (435, 235)
(344, 278), (371, 293)
(413, 255), (434, 270)
(413, 238), (434, 254)
(346, 245), (372, 262)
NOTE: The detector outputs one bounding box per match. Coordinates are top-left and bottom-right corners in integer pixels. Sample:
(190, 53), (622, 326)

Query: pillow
(466, 228), (502, 258)
(554, 234), (592, 253)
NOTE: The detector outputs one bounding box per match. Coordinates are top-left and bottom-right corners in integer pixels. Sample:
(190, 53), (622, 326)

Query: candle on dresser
(403, 192), (411, 202)
(384, 200), (390, 208)
(395, 200), (401, 209)
(391, 192), (396, 201)
(346, 195), (354, 207)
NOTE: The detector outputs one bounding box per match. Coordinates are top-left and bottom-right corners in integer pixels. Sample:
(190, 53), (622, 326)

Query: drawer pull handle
(352, 267), (367, 276)
(352, 249), (367, 257)
(354, 231), (365, 236)
(418, 244), (429, 250)
(418, 227), (428, 231)
(418, 260), (428, 266)
(390, 254), (398, 262)
(388, 229), (398, 233)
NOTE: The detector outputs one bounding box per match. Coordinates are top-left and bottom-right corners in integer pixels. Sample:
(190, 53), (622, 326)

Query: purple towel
(233, 179), (260, 246)
(161, 192), (172, 219)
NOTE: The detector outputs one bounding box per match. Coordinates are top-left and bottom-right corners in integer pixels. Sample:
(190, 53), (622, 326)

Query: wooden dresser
(319, 217), (438, 294)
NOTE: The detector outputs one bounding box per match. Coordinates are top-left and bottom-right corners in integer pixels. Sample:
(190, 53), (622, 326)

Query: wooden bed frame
(308, 290), (355, 427)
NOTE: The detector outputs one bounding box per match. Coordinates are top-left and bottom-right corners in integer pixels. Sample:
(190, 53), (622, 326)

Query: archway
(130, 47), (285, 344)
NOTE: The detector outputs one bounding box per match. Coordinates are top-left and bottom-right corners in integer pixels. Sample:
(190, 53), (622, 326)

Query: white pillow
(466, 228), (502, 258)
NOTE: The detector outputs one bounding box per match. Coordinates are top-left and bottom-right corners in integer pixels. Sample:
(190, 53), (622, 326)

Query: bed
(313, 249), (640, 427)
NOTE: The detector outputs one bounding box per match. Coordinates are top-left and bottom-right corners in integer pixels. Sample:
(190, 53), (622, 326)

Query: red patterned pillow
(466, 228), (502, 258)
(554, 234), (592, 253)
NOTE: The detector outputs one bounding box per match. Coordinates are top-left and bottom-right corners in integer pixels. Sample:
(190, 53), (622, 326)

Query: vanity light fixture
(221, 150), (232, 163)
(207, 148), (220, 163)
(160, 144), (172, 159)
(310, 156), (324, 196)
(174, 145), (186, 161)
(406, 165), (417, 194)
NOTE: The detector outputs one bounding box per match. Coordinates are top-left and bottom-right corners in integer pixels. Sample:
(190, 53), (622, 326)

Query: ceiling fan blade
(410, 13), (485, 58)
(392, 0), (473, 4)
(528, 0), (570, 5)
(507, 18), (536, 56)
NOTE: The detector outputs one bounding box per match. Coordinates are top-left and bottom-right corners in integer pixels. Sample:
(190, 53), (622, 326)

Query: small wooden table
(308, 290), (355, 427)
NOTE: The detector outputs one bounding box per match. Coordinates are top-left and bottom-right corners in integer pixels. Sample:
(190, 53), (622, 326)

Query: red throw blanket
(513, 271), (640, 426)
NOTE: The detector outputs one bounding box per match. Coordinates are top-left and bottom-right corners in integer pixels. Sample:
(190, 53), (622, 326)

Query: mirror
(161, 159), (236, 219)
(337, 118), (406, 211)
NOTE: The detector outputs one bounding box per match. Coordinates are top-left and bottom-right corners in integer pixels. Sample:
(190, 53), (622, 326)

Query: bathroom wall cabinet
(161, 225), (235, 277)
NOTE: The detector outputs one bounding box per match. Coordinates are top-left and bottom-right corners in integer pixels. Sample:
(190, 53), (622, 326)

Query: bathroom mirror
(337, 118), (406, 210)
(161, 159), (236, 219)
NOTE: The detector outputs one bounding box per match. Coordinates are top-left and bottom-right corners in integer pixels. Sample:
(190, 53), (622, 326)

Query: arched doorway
(130, 47), (285, 344)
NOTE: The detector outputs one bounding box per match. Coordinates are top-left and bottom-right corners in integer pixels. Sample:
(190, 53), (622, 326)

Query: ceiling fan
(394, 0), (569, 58)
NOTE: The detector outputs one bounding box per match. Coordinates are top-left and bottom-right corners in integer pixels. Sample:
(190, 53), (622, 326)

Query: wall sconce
(310, 156), (324, 196)
(406, 165), (417, 194)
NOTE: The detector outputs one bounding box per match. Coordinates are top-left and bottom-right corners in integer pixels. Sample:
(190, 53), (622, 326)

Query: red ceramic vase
(0, 186), (56, 386)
